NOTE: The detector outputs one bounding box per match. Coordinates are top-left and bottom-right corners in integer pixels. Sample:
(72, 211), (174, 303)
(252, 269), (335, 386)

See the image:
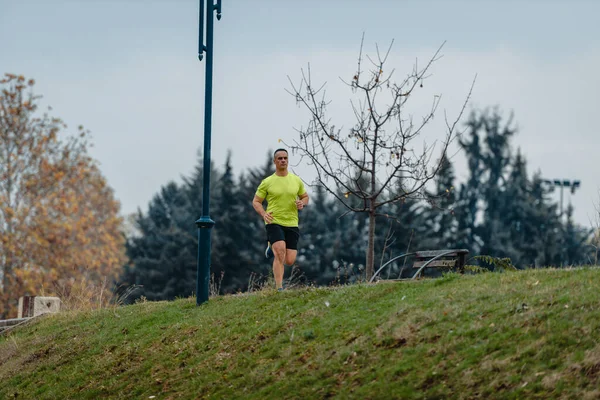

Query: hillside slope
(2, 268), (600, 399)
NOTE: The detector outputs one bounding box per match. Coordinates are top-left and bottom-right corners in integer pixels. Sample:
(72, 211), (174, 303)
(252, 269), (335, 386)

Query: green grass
(2, 268), (600, 399)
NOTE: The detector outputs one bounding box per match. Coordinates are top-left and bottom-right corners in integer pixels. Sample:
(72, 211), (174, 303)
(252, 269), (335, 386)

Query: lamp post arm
(216, 0), (222, 20)
(198, 0), (206, 60)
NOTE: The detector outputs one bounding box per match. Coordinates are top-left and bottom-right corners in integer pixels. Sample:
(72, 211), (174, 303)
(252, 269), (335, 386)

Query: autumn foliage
(0, 73), (126, 318)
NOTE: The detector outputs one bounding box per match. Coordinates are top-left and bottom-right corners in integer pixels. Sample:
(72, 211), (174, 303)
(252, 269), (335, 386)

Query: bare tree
(286, 37), (475, 280)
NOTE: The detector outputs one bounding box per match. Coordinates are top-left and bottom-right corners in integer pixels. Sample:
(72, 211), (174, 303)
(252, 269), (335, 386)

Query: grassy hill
(2, 268), (600, 399)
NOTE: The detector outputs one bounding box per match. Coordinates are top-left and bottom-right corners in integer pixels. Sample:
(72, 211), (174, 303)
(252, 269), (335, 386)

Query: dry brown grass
(39, 277), (138, 312)
(582, 344), (600, 380)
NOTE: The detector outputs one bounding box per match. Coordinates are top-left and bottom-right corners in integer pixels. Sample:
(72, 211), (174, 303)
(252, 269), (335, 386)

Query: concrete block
(18, 296), (61, 318)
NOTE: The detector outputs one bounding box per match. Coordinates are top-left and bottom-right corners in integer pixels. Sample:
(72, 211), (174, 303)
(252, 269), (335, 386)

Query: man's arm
(296, 192), (309, 210)
(299, 192), (309, 206)
(253, 195), (273, 223)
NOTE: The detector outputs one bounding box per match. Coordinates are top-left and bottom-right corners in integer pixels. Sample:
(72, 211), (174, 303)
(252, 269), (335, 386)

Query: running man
(252, 148), (309, 290)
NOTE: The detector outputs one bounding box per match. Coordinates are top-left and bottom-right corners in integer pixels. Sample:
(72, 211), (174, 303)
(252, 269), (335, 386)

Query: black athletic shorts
(265, 224), (300, 250)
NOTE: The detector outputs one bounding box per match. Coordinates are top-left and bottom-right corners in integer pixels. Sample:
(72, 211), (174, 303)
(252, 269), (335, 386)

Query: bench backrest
(412, 249), (469, 272)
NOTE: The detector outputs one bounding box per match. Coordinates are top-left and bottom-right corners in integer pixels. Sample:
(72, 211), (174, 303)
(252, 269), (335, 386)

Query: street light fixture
(543, 179), (582, 266)
(196, 0), (222, 306)
(542, 179), (581, 219)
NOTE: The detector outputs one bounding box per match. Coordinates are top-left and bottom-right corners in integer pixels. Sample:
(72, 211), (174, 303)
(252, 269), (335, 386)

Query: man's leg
(284, 250), (297, 267)
(271, 241), (287, 289)
(283, 227), (300, 268)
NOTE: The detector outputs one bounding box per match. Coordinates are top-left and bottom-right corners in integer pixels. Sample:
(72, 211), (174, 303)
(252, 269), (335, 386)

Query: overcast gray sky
(2, 0), (599, 226)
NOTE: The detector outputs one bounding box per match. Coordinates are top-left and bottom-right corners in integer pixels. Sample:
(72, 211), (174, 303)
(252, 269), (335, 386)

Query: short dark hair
(273, 148), (288, 159)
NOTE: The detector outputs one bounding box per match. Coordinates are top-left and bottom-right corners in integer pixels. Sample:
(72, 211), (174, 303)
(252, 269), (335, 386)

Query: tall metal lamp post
(196, 0), (221, 305)
(542, 179), (581, 219)
(543, 178), (581, 266)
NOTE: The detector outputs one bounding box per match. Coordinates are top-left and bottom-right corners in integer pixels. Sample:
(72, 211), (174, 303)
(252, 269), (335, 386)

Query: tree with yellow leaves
(0, 73), (126, 318)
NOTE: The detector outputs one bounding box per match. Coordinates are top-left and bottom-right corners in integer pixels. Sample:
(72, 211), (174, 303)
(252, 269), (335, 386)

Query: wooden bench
(1, 296), (61, 336)
(370, 248), (469, 282)
(410, 249), (469, 278)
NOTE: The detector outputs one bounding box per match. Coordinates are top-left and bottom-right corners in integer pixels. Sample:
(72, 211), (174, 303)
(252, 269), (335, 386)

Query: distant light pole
(543, 179), (581, 220)
(196, 0), (222, 305)
(543, 179), (582, 266)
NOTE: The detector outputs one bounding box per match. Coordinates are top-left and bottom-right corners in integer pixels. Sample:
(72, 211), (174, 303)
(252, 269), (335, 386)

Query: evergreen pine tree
(500, 151), (538, 267)
(297, 184), (340, 285)
(120, 182), (196, 301)
(477, 109), (516, 258)
(374, 178), (424, 279)
(419, 153), (458, 250)
(120, 154), (222, 301)
(562, 205), (590, 266)
(457, 109), (516, 260)
(211, 151), (247, 293)
(456, 113), (485, 254)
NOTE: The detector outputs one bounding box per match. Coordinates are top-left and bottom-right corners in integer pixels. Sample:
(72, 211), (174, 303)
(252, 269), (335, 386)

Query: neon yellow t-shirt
(255, 173), (306, 227)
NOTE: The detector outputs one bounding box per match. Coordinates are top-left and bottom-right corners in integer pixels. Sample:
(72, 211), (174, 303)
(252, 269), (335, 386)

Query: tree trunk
(366, 210), (377, 280)
(1, 261), (10, 319)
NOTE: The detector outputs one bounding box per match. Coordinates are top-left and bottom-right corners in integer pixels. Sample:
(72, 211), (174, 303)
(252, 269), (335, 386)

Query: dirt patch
(583, 389), (600, 400)
(0, 339), (18, 365)
(542, 371), (566, 389)
(480, 356), (512, 373)
(0, 334), (60, 380)
(582, 345), (600, 379)
(374, 336), (407, 349)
